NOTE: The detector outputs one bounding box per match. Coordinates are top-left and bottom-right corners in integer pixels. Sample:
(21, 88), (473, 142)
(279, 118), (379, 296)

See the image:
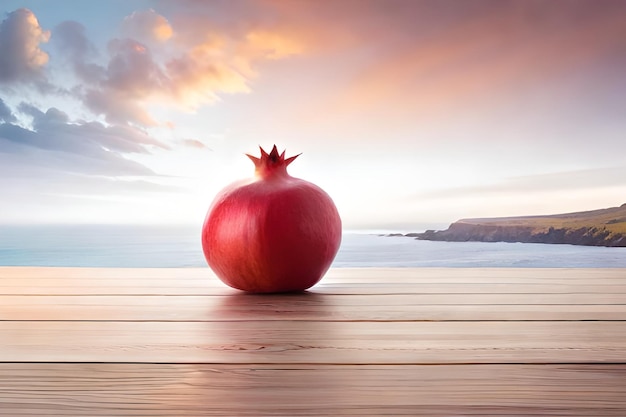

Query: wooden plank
(2, 266), (625, 282)
(3, 277), (626, 295)
(0, 277), (231, 295)
(0, 364), (625, 416)
(2, 294), (626, 321)
(6, 275), (626, 288)
(313, 284), (626, 296)
(1, 267), (625, 415)
(2, 321), (625, 364)
(2, 267), (624, 297)
(4, 278), (626, 301)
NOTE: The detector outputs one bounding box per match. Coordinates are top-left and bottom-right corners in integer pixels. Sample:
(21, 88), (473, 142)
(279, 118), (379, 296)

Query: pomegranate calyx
(246, 145), (301, 178)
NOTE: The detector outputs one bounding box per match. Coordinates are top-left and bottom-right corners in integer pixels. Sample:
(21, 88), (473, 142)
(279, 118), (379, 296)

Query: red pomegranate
(202, 145), (342, 293)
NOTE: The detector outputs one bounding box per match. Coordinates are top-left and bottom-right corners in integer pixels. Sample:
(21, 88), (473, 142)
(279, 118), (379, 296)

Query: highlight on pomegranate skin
(201, 145), (342, 293)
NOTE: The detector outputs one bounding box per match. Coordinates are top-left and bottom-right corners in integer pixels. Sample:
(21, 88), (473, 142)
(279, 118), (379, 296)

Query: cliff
(414, 203), (626, 247)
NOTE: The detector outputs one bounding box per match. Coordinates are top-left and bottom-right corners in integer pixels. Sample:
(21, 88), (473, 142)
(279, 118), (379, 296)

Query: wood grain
(1, 364), (625, 416)
(3, 277), (626, 295)
(1, 267), (625, 416)
(3, 294), (626, 321)
(3, 320), (625, 363)
(2, 266), (625, 282)
(3, 267), (624, 298)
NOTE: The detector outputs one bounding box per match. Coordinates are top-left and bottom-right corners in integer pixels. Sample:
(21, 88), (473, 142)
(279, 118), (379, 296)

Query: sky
(0, 0), (625, 230)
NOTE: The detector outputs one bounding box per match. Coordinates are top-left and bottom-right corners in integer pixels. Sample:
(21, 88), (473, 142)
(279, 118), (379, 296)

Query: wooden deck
(1, 267), (625, 416)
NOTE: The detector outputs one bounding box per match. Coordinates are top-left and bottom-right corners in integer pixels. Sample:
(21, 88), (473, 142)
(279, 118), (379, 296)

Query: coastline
(403, 204), (626, 248)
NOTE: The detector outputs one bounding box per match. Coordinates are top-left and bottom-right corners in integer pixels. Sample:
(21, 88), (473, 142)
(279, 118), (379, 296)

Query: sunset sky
(1, 0), (625, 230)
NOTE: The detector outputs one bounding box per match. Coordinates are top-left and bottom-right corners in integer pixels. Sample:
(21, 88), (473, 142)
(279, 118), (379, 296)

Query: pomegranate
(202, 145), (342, 293)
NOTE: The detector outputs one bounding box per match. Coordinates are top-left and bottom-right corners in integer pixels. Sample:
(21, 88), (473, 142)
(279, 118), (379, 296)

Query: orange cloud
(164, 41), (251, 108)
(245, 30), (304, 59)
(67, 6), (309, 125)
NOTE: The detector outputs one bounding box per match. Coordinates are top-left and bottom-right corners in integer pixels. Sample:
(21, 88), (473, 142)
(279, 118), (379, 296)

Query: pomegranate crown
(246, 145), (300, 178)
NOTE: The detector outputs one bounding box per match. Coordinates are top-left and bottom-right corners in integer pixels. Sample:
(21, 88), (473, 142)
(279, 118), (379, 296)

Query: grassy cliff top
(458, 203), (626, 234)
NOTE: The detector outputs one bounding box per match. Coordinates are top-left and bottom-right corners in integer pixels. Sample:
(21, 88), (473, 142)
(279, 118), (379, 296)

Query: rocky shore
(405, 204), (626, 247)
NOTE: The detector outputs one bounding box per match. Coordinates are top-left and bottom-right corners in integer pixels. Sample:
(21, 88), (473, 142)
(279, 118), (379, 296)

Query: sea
(0, 224), (625, 268)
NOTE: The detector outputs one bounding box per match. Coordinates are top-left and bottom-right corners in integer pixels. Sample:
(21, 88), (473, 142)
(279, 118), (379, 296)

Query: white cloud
(0, 98), (16, 122)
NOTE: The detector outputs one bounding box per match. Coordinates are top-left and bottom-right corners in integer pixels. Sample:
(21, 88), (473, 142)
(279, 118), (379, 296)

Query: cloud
(164, 50), (251, 108)
(4, 173), (184, 196)
(150, 8), (303, 109)
(415, 166), (626, 200)
(105, 39), (166, 95)
(0, 101), (182, 219)
(218, 0), (626, 133)
(46, 6), (305, 126)
(0, 161), (187, 224)
(57, 27), (254, 125)
(1, 6), (304, 126)
(78, 37), (167, 126)
(6, 2), (626, 130)
(0, 8), (50, 87)
(182, 138), (208, 149)
(53, 20), (105, 84)
(0, 103), (169, 176)
(0, 98), (16, 122)
(83, 88), (157, 127)
(244, 30), (303, 59)
(121, 9), (173, 43)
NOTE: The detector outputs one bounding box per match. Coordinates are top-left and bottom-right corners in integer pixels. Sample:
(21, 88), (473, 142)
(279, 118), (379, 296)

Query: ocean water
(0, 224), (625, 268)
